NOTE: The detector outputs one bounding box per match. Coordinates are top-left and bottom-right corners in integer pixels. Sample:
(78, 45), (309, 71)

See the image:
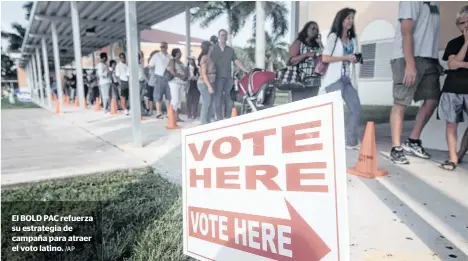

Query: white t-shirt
(392, 1), (440, 60)
(96, 62), (111, 85)
(149, 52), (171, 77)
(115, 62), (129, 81)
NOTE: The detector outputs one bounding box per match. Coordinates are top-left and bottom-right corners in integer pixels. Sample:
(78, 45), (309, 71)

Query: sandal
(155, 114), (163, 119)
(439, 160), (457, 171)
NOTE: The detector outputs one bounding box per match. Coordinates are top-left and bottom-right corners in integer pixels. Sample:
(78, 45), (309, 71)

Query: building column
(26, 64), (33, 99)
(290, 1), (300, 42)
(31, 52), (39, 103)
(41, 37), (52, 109)
(110, 43), (115, 60)
(255, 1), (265, 69)
(51, 22), (64, 112)
(185, 5), (191, 64)
(125, 0), (142, 148)
(71, 1), (86, 109)
(35, 48), (45, 105)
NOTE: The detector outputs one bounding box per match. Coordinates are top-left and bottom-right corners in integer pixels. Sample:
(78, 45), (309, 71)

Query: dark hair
(119, 53), (126, 58)
(218, 29), (228, 36)
(109, 60), (116, 67)
(198, 41), (211, 66)
(210, 35), (218, 44)
(100, 52), (107, 59)
(297, 21), (320, 48)
(329, 8), (357, 39)
(188, 58), (199, 76)
(171, 48), (181, 58)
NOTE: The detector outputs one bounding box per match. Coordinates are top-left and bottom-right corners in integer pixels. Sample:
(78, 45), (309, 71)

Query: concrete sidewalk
(1, 108), (146, 186)
(3, 103), (468, 260)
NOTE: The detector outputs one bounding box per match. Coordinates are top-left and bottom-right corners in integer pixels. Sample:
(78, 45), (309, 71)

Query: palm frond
(11, 23), (26, 38)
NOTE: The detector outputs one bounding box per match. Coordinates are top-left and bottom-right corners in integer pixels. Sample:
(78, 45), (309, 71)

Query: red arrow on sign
(188, 199), (331, 261)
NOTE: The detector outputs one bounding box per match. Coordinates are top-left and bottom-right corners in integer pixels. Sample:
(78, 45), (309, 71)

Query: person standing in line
(211, 29), (249, 121)
(145, 50), (160, 116)
(138, 52), (148, 115)
(198, 41), (216, 125)
(283, 21), (324, 102)
(186, 57), (201, 119)
(167, 48), (188, 122)
(148, 42), (172, 119)
(96, 53), (112, 115)
(115, 53), (130, 115)
(437, 5), (468, 170)
(109, 60), (120, 107)
(322, 8), (363, 150)
(389, 1), (442, 164)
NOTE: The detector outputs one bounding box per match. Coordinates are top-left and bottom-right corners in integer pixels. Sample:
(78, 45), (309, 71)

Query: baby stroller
(232, 68), (277, 115)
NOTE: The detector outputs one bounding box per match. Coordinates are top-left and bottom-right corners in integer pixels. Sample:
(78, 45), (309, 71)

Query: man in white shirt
(148, 42), (172, 119)
(389, 1), (442, 165)
(116, 52), (130, 115)
(96, 52), (112, 115)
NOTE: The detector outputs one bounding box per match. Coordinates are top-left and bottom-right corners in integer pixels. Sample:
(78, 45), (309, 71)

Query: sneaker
(125, 109), (130, 116)
(345, 143), (360, 151)
(402, 139), (431, 159)
(390, 146), (409, 164)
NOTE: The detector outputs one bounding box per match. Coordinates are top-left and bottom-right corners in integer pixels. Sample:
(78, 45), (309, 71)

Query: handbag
(164, 69), (174, 82)
(314, 36), (338, 76)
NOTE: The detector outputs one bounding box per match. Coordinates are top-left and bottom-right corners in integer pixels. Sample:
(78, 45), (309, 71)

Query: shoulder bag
(314, 35), (338, 76)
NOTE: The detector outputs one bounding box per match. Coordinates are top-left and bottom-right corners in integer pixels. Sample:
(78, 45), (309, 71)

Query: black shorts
(145, 85), (154, 101)
(121, 88), (129, 99)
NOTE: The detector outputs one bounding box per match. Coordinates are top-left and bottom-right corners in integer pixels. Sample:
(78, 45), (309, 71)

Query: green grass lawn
(1, 97), (40, 110)
(1, 168), (193, 261)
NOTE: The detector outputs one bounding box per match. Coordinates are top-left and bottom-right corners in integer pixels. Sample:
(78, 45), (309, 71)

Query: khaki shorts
(391, 57), (442, 106)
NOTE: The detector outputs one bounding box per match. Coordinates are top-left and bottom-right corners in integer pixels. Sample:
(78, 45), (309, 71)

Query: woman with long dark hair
(186, 57), (201, 119)
(286, 21), (324, 101)
(322, 8), (362, 150)
(197, 41), (216, 125)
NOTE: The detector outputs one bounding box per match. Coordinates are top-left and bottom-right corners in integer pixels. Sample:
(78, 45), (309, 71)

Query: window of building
(359, 39), (394, 80)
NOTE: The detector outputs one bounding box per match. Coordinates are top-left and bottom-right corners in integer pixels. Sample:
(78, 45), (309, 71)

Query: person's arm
(448, 55), (468, 69)
(289, 40), (313, 66)
(399, 2), (420, 71)
(453, 40), (468, 62)
(322, 33), (353, 63)
(201, 57), (214, 93)
(231, 50), (249, 73)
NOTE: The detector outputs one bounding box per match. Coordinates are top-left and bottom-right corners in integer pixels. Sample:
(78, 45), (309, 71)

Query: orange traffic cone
(166, 104), (180, 129)
(231, 107), (238, 117)
(347, 121), (388, 178)
(94, 97), (102, 111)
(110, 98), (118, 114)
(54, 99), (60, 114)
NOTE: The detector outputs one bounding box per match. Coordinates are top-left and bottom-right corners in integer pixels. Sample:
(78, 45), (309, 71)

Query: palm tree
(1, 2), (33, 53)
(245, 32), (289, 71)
(1, 23), (27, 53)
(191, 1), (288, 46)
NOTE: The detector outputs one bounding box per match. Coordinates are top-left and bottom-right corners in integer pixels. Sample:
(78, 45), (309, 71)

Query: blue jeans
(325, 77), (362, 146)
(198, 82), (213, 125)
(100, 83), (111, 113)
(214, 77), (233, 121)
